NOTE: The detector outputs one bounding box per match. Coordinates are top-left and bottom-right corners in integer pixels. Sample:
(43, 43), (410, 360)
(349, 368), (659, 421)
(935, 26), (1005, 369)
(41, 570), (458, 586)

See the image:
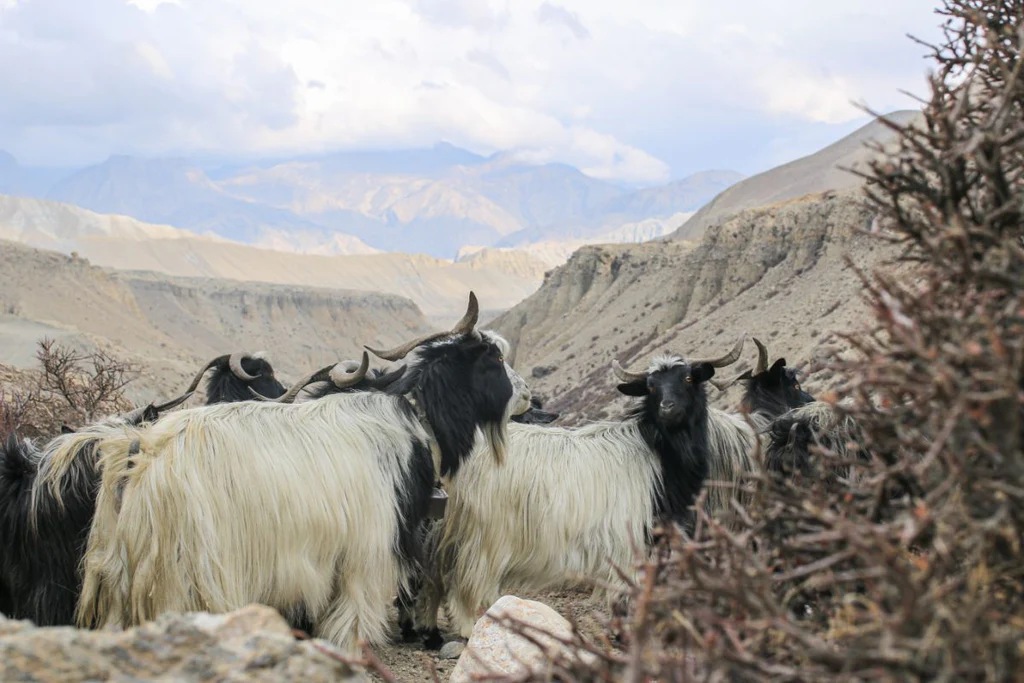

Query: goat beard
(482, 420), (508, 466)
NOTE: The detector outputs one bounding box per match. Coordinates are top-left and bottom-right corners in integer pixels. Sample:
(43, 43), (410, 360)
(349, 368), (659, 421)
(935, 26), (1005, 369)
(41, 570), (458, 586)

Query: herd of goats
(0, 291), (858, 654)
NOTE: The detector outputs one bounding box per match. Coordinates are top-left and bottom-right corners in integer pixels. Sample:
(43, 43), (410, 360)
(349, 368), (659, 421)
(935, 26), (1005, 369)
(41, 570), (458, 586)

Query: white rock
(439, 640), (466, 660)
(448, 596), (576, 683)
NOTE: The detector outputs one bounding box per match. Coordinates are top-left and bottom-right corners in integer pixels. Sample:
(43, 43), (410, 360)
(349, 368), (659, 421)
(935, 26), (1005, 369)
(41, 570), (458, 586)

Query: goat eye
(497, 355), (504, 363)
(685, 376), (693, 383)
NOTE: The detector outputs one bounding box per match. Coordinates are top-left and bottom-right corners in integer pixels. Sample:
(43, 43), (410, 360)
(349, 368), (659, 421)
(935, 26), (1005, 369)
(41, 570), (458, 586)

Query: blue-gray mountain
(0, 144), (743, 259)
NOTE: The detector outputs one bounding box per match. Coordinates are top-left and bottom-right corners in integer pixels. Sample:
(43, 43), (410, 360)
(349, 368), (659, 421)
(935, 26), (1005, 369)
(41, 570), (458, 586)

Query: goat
(412, 338), (744, 645)
(763, 400), (869, 480)
(75, 292), (530, 654)
(181, 351), (287, 404)
(701, 338), (816, 518)
(0, 392), (192, 625)
(0, 351), (279, 625)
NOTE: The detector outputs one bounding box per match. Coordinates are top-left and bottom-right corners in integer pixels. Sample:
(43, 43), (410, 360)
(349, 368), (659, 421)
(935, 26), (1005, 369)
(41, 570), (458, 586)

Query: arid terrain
(0, 111), (919, 679)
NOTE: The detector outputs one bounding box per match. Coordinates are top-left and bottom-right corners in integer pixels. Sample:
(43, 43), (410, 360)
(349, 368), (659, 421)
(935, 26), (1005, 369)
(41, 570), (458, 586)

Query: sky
(0, 0), (942, 184)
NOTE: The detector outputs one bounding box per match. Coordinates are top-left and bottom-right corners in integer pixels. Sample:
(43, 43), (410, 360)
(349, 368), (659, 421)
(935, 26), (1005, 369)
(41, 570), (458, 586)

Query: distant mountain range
(0, 143), (743, 259)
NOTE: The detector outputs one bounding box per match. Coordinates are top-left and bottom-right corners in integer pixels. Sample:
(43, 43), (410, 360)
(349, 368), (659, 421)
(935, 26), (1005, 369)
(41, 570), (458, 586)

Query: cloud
(536, 2), (590, 40)
(0, 0), (941, 182)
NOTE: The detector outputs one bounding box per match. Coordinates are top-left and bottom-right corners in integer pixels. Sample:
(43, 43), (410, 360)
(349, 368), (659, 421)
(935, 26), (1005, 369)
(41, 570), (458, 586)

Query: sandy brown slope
(668, 110), (922, 241)
(489, 190), (903, 424)
(0, 240), (433, 404)
(0, 194), (548, 320)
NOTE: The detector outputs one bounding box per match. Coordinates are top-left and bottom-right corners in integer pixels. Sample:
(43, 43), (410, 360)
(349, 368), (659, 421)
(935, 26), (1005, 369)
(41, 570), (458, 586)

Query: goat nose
(660, 400), (675, 411)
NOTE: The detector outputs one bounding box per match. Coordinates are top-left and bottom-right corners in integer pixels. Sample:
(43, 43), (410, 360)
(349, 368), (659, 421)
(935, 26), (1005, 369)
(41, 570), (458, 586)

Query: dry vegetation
(363, 1), (1024, 680)
(3, 3), (1020, 681)
(0, 339), (137, 441)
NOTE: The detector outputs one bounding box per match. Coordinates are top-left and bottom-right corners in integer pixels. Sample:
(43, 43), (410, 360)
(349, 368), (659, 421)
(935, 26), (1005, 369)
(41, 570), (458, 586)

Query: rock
(449, 595), (578, 683)
(0, 604), (365, 682)
(438, 640), (466, 660)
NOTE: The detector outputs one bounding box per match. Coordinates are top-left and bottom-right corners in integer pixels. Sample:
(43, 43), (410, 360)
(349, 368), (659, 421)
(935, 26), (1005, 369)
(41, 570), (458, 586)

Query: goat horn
(450, 291), (480, 335)
(753, 337), (769, 375)
(255, 353), (371, 404)
(366, 291), (481, 362)
(228, 352), (259, 381)
(181, 355), (230, 395)
(181, 352), (259, 395)
(690, 335), (746, 368)
(328, 351), (370, 389)
(152, 391), (195, 413)
(612, 358), (647, 384)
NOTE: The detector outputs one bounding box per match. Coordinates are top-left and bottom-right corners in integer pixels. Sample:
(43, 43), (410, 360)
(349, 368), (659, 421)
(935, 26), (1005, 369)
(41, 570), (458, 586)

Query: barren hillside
(669, 110), (922, 241)
(0, 194), (547, 318)
(489, 189), (902, 424)
(0, 240), (432, 404)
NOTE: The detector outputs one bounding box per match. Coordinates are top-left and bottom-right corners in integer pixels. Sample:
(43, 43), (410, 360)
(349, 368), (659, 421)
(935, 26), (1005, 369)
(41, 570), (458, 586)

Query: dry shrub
(416, 2), (1024, 681)
(0, 338), (138, 440)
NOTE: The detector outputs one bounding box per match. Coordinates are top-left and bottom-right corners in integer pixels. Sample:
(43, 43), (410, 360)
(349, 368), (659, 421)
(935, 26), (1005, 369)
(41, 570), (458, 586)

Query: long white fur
(30, 414), (142, 526)
(703, 408), (768, 520)
(422, 419), (661, 638)
(77, 391), (431, 653)
(419, 354), (684, 639)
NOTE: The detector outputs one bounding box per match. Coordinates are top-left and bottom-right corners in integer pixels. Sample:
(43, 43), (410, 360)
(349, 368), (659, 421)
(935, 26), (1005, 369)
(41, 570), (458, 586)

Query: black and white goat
(183, 351), (287, 404)
(763, 401), (868, 479)
(702, 338), (816, 517)
(0, 392), (192, 625)
(412, 339), (743, 644)
(75, 293), (530, 654)
(0, 351), (279, 625)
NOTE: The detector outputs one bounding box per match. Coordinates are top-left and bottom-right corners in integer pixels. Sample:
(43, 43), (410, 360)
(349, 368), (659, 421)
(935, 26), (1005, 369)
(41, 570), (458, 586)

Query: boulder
(449, 595), (579, 682)
(0, 604), (365, 682)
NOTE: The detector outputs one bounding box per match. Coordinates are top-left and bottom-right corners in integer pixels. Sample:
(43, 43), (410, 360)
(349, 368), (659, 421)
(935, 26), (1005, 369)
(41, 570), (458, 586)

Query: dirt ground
(372, 587), (611, 681)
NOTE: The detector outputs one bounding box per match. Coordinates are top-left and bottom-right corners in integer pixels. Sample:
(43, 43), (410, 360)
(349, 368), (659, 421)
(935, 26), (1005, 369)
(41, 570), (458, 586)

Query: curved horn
(450, 291), (479, 335)
(256, 353), (371, 404)
(690, 335), (746, 368)
(753, 337), (769, 375)
(152, 391), (195, 413)
(612, 358), (647, 384)
(709, 378), (734, 392)
(257, 366), (337, 404)
(229, 352), (259, 381)
(366, 331), (451, 362)
(181, 354), (231, 395)
(366, 291), (482, 362)
(328, 351), (370, 389)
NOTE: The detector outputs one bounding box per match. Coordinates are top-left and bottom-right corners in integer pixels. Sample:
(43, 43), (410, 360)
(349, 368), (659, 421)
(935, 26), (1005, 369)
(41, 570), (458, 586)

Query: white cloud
(0, 0), (940, 182)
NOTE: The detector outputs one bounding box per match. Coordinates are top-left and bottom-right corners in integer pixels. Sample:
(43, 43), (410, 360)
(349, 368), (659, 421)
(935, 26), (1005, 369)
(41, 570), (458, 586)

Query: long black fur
(386, 334), (513, 479)
(739, 358), (815, 418)
(204, 356), (286, 403)
(0, 435), (96, 625)
(617, 361), (716, 535)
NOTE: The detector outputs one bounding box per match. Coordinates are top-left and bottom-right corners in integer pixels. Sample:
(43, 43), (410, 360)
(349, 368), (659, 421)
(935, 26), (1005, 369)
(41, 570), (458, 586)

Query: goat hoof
(399, 620), (419, 643)
(422, 628), (445, 650)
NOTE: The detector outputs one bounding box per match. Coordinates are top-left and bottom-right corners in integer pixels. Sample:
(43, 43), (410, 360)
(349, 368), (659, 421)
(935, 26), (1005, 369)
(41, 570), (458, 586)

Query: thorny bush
(358, 2), (1024, 681)
(0, 338), (138, 441)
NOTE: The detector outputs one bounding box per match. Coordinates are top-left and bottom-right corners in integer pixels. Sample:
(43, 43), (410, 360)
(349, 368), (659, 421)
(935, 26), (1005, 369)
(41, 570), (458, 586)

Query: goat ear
(368, 365), (407, 390)
(616, 381), (648, 396)
(60, 424), (75, 434)
(768, 358), (787, 378)
(690, 363), (716, 384)
(737, 370), (753, 381)
(463, 342), (491, 358)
